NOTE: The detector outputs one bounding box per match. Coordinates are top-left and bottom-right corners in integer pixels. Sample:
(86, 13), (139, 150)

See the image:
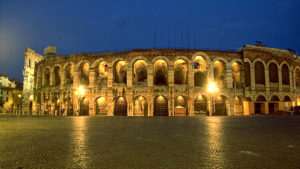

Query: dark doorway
(154, 96), (168, 116)
(80, 97), (89, 116)
(114, 97), (127, 116)
(255, 103), (262, 114)
(29, 101), (33, 114)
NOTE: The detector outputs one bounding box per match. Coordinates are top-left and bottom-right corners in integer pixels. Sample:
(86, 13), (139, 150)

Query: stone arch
(281, 63), (290, 85)
(174, 95), (187, 116)
(295, 67), (300, 87)
(268, 62), (279, 83)
(91, 58), (105, 68)
(192, 52), (211, 66)
(113, 60), (127, 84)
(134, 95), (148, 116)
(153, 59), (168, 86)
(133, 60), (148, 84)
(114, 96), (127, 116)
(95, 97), (107, 115)
(194, 56), (208, 87)
(254, 95), (267, 114)
(63, 62), (75, 85)
(174, 59), (188, 84)
(232, 61), (242, 87)
(43, 67), (51, 87)
(77, 61), (90, 85)
(283, 95), (291, 102)
(53, 65), (61, 86)
(152, 56), (172, 66)
(213, 60), (226, 88)
(154, 95), (168, 116)
(233, 96), (243, 115)
(254, 61), (265, 85)
(79, 97), (89, 116)
(194, 95), (208, 115)
(214, 95), (229, 116)
(95, 61), (108, 85)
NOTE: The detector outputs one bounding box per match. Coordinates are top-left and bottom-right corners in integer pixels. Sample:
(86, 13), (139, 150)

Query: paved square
(0, 115), (299, 169)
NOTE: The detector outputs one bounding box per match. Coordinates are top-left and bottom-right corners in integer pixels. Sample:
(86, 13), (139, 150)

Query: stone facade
(22, 45), (300, 116)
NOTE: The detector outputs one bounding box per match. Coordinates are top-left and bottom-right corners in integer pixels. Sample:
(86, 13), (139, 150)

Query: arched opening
(96, 62), (108, 85)
(194, 56), (207, 87)
(234, 96), (243, 115)
(114, 61), (127, 84)
(214, 95), (228, 115)
(133, 60), (147, 85)
(54, 66), (61, 86)
(269, 95), (280, 114)
(53, 97), (61, 115)
(297, 96), (300, 106)
(254, 95), (267, 114)
(174, 59), (188, 84)
(213, 60), (226, 88)
(134, 96), (148, 116)
(255, 61), (265, 85)
(114, 97), (127, 116)
(269, 63), (278, 83)
(43, 68), (50, 87)
(95, 97), (107, 115)
(79, 62), (90, 85)
(154, 59), (168, 86)
(154, 95), (168, 116)
(64, 97), (73, 116)
(232, 62), (242, 87)
(283, 96), (292, 111)
(65, 64), (74, 85)
(174, 95), (187, 116)
(79, 97), (89, 116)
(194, 95), (208, 115)
(282, 64), (290, 85)
(296, 69), (300, 88)
(244, 62), (251, 87)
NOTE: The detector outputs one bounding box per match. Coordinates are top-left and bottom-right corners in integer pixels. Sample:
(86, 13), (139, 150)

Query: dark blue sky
(0, 0), (299, 81)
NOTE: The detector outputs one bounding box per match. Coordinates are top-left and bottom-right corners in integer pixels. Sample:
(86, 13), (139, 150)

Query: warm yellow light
(18, 94), (22, 98)
(79, 86), (84, 95)
(207, 82), (219, 93)
(29, 95), (33, 101)
(75, 91), (78, 95)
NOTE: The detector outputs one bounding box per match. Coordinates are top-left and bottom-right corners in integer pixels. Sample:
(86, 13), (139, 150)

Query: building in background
(22, 43), (299, 116)
(0, 75), (23, 113)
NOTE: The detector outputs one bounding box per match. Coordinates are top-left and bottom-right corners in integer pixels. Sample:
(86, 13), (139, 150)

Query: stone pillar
(265, 68), (270, 93)
(188, 61), (194, 87)
(168, 64), (174, 87)
(208, 96), (212, 116)
(73, 94), (79, 116)
(188, 94), (194, 116)
(279, 68), (282, 92)
(107, 90), (114, 116)
(89, 68), (96, 89)
(89, 94), (95, 116)
(59, 92), (64, 115)
(229, 98), (234, 116)
(147, 64), (154, 87)
(226, 66), (233, 88)
(127, 65), (133, 88)
(50, 70), (54, 86)
(148, 95), (154, 116)
(107, 65), (113, 87)
(41, 92), (44, 115)
(250, 64), (255, 91)
(60, 69), (65, 89)
(126, 93), (133, 116)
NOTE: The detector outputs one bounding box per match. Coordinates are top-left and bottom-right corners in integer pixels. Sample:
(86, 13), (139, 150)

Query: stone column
(107, 65), (113, 87)
(168, 64), (174, 87)
(127, 65), (133, 88)
(188, 94), (194, 116)
(60, 69), (65, 89)
(73, 94), (79, 116)
(250, 64), (255, 91)
(147, 64), (154, 87)
(59, 92), (64, 116)
(188, 61), (194, 87)
(89, 93), (95, 116)
(265, 68), (270, 93)
(107, 90), (114, 116)
(279, 68), (282, 92)
(89, 68), (96, 89)
(126, 93), (133, 116)
(226, 66), (233, 88)
(208, 96), (212, 116)
(229, 98), (234, 116)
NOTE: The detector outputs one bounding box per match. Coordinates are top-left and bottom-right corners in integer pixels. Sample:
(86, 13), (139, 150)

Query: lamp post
(207, 82), (219, 116)
(75, 86), (85, 116)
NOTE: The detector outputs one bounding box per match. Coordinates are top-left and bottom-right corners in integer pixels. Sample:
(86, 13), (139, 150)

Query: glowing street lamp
(207, 82), (219, 116)
(75, 86), (85, 116)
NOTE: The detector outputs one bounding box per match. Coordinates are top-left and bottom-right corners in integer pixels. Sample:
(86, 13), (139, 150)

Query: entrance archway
(174, 59), (188, 84)
(64, 98), (73, 116)
(174, 96), (187, 116)
(254, 95), (267, 114)
(154, 95), (168, 116)
(234, 96), (243, 115)
(134, 96), (148, 116)
(214, 95), (228, 115)
(80, 97), (89, 116)
(269, 95), (280, 114)
(95, 97), (107, 115)
(194, 95), (208, 115)
(114, 97), (127, 116)
(194, 56), (207, 87)
(154, 60), (168, 86)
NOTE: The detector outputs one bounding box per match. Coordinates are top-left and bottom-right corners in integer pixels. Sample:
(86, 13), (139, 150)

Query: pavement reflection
(72, 117), (88, 168)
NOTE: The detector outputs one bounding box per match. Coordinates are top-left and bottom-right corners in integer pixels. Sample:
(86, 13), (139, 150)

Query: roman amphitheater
(22, 44), (300, 116)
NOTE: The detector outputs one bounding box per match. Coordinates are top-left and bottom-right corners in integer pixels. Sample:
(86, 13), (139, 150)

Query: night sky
(0, 0), (299, 81)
